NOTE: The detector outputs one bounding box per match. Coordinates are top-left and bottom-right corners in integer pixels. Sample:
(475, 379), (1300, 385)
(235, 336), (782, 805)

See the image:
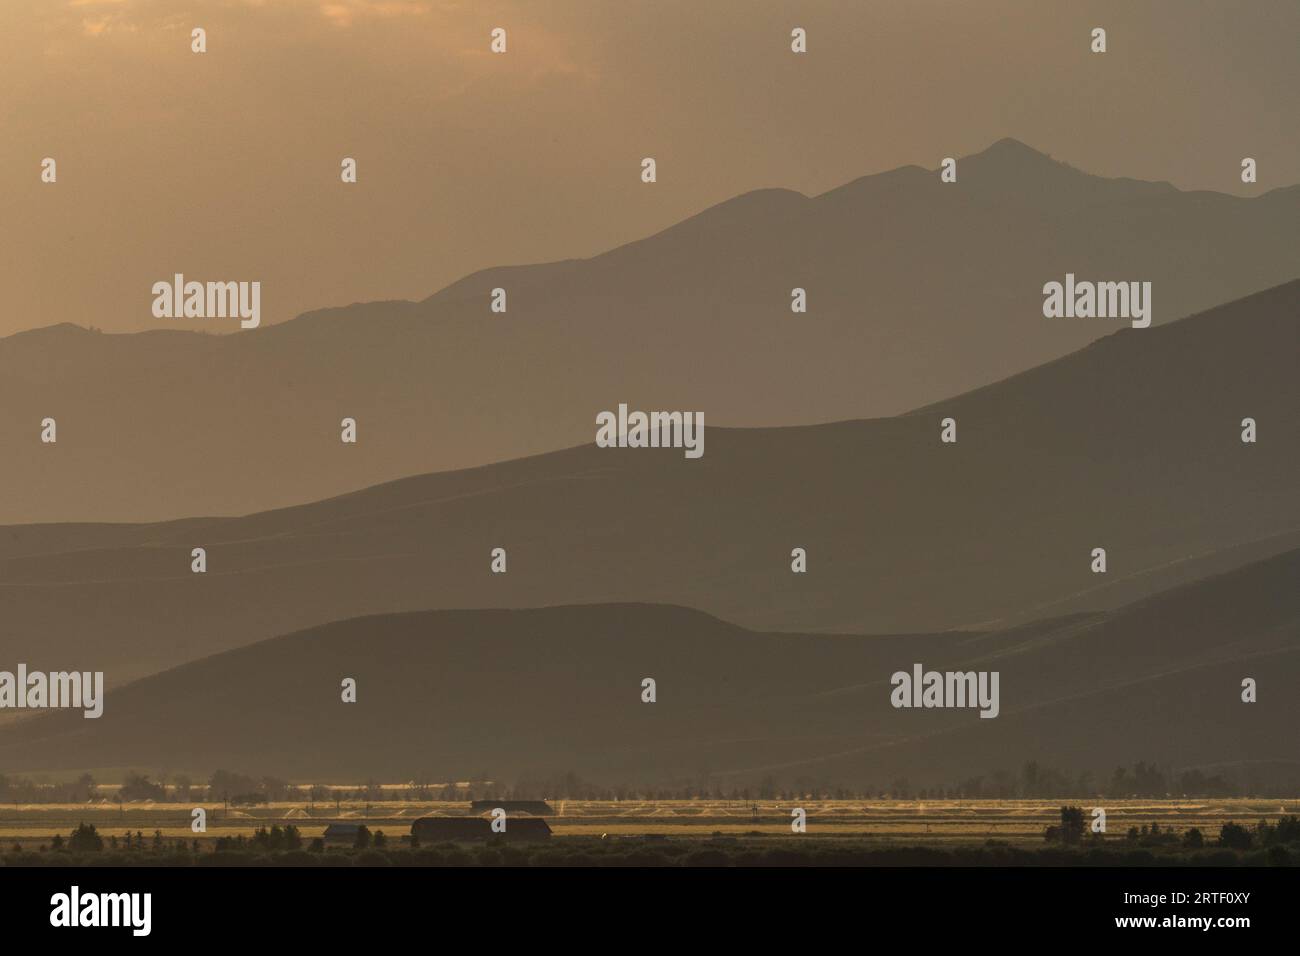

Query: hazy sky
(2, 0), (1297, 336)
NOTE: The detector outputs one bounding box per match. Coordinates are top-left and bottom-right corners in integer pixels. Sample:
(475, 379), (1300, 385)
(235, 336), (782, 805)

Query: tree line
(1, 758), (1293, 805)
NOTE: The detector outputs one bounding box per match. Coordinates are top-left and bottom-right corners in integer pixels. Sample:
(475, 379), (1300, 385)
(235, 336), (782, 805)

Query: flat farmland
(2, 799), (1295, 849)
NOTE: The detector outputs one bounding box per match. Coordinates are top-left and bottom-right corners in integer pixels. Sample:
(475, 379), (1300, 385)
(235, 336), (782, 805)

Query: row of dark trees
(937, 761), (1240, 800)
(11, 813), (1298, 869)
(2, 759), (1293, 804)
(0, 770), (313, 805)
(38, 822), (400, 855)
(21, 824), (200, 855)
(1044, 807), (1300, 856)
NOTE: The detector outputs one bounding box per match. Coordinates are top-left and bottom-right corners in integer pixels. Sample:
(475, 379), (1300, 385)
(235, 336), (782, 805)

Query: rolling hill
(0, 278), (1296, 683)
(3, 138), (1299, 523)
(1, 547), (1295, 787)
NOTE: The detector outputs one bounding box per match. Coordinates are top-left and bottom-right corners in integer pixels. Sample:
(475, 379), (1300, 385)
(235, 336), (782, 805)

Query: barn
(411, 816), (552, 843)
(322, 823), (361, 844)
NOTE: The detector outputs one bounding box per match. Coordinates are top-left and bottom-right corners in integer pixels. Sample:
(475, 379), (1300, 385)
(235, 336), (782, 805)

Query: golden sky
(2, 0), (1296, 335)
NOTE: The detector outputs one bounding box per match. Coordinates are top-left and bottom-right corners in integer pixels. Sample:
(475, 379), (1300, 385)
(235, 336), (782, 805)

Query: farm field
(2, 799), (1295, 849)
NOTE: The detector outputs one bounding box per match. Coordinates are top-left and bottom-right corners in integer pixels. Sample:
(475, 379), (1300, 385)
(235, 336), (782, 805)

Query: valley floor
(3, 799), (1297, 863)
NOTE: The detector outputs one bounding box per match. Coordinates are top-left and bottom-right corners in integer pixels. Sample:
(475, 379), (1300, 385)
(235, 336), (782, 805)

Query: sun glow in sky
(2, 0), (1297, 335)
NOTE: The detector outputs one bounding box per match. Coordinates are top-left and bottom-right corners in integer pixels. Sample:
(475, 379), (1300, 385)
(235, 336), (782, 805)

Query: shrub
(68, 823), (104, 853)
(1219, 822), (1252, 850)
(1058, 806), (1085, 845)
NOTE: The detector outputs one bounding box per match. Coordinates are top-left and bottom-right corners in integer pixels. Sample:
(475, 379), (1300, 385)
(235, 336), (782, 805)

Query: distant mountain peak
(981, 136), (1049, 157)
(965, 137), (1073, 171)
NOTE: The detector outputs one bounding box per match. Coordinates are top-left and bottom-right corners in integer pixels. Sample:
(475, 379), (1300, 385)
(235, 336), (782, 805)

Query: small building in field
(411, 816), (552, 844)
(322, 823), (361, 844)
(468, 799), (555, 816)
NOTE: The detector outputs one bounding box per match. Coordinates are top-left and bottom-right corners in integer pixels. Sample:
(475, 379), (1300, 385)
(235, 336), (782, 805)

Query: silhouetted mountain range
(3, 138), (1298, 522)
(2, 279), (1295, 683)
(1, 547), (1294, 786)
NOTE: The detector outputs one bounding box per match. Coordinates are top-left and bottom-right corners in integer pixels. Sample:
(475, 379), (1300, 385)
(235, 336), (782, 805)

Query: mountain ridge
(1, 546), (1293, 786)
(5, 136), (1293, 348)
(1, 278), (1294, 682)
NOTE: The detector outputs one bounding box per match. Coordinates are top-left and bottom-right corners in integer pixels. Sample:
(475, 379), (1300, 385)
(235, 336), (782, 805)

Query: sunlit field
(3, 799), (1296, 849)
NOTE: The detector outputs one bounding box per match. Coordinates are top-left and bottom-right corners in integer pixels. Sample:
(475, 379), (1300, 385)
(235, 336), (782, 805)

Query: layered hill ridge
(1, 547), (1294, 786)
(3, 138), (1298, 523)
(1, 279), (1296, 683)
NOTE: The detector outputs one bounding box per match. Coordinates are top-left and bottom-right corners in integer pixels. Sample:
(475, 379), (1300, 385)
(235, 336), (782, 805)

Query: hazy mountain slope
(2, 138), (1298, 522)
(1, 279), (1296, 682)
(2, 548), (1294, 786)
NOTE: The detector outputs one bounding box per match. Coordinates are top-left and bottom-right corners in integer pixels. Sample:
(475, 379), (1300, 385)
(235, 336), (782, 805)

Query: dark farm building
(322, 823), (361, 844)
(411, 816), (552, 843)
